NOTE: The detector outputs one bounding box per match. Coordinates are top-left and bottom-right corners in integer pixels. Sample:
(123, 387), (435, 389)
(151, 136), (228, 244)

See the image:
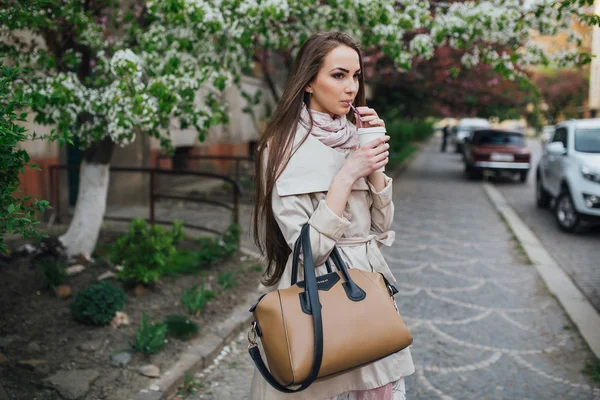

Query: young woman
(251, 32), (414, 400)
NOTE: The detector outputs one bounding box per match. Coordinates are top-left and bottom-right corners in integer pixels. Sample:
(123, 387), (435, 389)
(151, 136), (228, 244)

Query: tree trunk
(59, 137), (115, 258)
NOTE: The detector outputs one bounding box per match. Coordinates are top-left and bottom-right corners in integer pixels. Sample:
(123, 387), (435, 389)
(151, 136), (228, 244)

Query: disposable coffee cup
(357, 126), (387, 172)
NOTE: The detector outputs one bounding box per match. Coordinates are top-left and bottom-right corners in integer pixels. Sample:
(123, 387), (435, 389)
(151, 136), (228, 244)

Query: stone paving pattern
(184, 137), (600, 400)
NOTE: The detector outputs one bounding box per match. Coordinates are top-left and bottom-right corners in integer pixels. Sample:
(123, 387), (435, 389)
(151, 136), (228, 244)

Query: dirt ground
(0, 230), (263, 400)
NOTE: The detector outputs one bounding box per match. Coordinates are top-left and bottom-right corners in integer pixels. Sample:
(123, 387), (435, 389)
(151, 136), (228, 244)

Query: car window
(552, 127), (568, 147)
(473, 131), (524, 146)
(574, 129), (600, 153)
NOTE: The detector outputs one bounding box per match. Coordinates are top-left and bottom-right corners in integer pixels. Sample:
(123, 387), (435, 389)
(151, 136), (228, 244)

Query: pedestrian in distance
(441, 124), (450, 152)
(252, 31), (414, 400)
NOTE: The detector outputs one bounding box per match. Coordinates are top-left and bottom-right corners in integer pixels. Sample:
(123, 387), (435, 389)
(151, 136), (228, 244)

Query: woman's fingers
(364, 135), (390, 149)
(355, 106), (377, 115)
(374, 150), (389, 163)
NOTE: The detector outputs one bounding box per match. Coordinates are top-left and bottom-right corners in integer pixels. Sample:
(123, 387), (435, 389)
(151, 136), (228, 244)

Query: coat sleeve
(272, 190), (351, 267)
(368, 174), (395, 233)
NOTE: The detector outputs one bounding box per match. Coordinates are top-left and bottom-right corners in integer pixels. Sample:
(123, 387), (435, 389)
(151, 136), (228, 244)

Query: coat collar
(275, 125), (368, 197)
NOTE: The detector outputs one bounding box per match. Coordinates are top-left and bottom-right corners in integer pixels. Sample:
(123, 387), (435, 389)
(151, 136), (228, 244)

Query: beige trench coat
(249, 125), (415, 400)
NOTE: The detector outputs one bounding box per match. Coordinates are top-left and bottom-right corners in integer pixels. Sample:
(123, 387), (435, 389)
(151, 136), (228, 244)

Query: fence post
(52, 166), (61, 224)
(233, 183), (240, 245)
(149, 170), (155, 225)
(234, 159), (241, 185)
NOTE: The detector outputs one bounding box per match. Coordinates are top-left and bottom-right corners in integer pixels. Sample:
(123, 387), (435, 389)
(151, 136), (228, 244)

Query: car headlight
(581, 165), (600, 183)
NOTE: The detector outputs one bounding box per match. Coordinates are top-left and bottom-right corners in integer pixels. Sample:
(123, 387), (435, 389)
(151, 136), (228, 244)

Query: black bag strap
(248, 224), (324, 392)
(290, 225), (334, 286)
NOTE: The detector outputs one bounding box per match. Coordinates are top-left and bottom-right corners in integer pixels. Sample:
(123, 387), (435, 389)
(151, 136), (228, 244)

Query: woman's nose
(345, 78), (358, 94)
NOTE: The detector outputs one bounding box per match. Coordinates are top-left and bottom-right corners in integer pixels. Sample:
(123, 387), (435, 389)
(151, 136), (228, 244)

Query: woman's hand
(355, 107), (385, 128)
(340, 135), (390, 182)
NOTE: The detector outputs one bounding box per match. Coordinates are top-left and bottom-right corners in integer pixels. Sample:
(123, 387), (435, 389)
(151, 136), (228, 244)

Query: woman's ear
(305, 85), (313, 94)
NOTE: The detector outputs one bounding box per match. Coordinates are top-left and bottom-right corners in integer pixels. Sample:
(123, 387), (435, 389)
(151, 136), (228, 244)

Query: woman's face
(306, 45), (361, 118)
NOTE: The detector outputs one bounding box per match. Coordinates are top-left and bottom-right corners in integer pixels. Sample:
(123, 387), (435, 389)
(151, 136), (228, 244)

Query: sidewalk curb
(483, 183), (600, 358)
(136, 248), (264, 400)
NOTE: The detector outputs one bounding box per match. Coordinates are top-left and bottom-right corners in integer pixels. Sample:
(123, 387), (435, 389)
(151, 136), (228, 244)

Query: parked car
(453, 118), (491, 154)
(536, 119), (600, 232)
(464, 129), (531, 181)
(540, 125), (555, 144)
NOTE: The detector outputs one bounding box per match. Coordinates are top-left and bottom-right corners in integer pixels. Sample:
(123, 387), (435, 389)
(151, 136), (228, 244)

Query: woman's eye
(333, 73), (344, 79)
(354, 74), (361, 80)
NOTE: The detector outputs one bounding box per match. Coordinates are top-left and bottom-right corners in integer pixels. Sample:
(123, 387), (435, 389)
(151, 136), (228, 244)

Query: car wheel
(555, 190), (580, 232)
(519, 170), (528, 183)
(536, 173), (550, 208)
(467, 165), (481, 180)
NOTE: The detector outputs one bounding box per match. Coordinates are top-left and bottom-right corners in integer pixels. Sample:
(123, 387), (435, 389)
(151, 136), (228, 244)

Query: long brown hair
(253, 32), (367, 286)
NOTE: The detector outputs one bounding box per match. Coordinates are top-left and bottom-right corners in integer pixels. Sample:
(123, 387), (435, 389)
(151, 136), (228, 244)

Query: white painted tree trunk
(59, 161), (110, 258)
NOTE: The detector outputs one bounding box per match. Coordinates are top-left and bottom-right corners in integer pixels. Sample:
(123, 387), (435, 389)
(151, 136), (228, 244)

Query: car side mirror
(546, 141), (567, 156)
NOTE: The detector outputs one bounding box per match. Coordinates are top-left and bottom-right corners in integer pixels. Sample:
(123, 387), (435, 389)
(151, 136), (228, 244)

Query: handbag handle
(290, 231), (333, 286)
(291, 226), (366, 302)
(249, 223), (324, 392)
(248, 224), (367, 392)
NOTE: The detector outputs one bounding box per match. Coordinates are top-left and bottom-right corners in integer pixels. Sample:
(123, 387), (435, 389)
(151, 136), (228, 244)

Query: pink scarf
(299, 103), (360, 156)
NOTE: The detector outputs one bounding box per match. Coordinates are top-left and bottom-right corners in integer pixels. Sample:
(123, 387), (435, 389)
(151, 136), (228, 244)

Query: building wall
(18, 116), (59, 204)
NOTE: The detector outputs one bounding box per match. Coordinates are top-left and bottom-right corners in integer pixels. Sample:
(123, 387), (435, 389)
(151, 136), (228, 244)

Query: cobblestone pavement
(494, 139), (600, 311)
(185, 137), (600, 400)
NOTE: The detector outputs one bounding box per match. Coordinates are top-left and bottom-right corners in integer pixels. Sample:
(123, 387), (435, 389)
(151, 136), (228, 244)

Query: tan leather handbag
(248, 224), (413, 393)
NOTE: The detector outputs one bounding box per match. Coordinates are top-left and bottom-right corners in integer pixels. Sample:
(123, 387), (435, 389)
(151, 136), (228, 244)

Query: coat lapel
(275, 125), (368, 197)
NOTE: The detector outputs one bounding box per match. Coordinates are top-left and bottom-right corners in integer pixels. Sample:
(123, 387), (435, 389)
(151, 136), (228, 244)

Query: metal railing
(49, 165), (243, 236)
(157, 154), (255, 184)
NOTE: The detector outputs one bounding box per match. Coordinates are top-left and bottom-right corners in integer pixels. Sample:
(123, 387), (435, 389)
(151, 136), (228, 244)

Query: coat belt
(335, 231), (396, 283)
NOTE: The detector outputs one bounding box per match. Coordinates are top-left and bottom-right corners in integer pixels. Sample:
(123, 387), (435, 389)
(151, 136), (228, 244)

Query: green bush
(196, 224), (241, 267)
(111, 219), (183, 285)
(164, 314), (199, 340)
(181, 283), (216, 316)
(385, 119), (433, 168)
(38, 259), (67, 288)
(71, 282), (127, 325)
(130, 313), (168, 355)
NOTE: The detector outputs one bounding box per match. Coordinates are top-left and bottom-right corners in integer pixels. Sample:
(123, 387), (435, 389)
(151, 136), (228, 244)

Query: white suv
(536, 119), (600, 232)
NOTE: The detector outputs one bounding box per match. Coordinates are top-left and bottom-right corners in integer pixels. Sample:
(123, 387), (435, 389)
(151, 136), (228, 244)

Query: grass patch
(247, 264), (263, 273)
(177, 371), (205, 396)
(388, 144), (417, 169)
(583, 359), (600, 384)
(218, 271), (236, 290)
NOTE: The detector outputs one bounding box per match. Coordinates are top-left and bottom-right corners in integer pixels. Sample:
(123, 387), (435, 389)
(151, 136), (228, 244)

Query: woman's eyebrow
(329, 67), (362, 73)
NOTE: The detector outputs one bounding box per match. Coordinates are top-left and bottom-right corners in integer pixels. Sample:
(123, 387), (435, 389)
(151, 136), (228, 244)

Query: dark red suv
(464, 129), (531, 182)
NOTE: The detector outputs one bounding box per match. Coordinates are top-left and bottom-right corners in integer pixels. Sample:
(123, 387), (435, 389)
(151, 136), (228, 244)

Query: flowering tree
(533, 69), (588, 123)
(370, 46), (538, 119)
(0, 0), (596, 258)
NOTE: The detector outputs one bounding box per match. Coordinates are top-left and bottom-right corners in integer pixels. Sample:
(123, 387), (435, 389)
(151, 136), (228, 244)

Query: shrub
(38, 259), (67, 288)
(181, 283), (216, 316)
(164, 314), (199, 340)
(218, 272), (236, 290)
(71, 282), (127, 325)
(111, 219), (183, 285)
(196, 224), (241, 267)
(130, 313), (168, 355)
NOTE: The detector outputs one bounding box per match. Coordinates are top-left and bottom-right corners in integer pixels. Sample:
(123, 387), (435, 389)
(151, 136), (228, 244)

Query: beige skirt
(331, 378), (406, 400)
